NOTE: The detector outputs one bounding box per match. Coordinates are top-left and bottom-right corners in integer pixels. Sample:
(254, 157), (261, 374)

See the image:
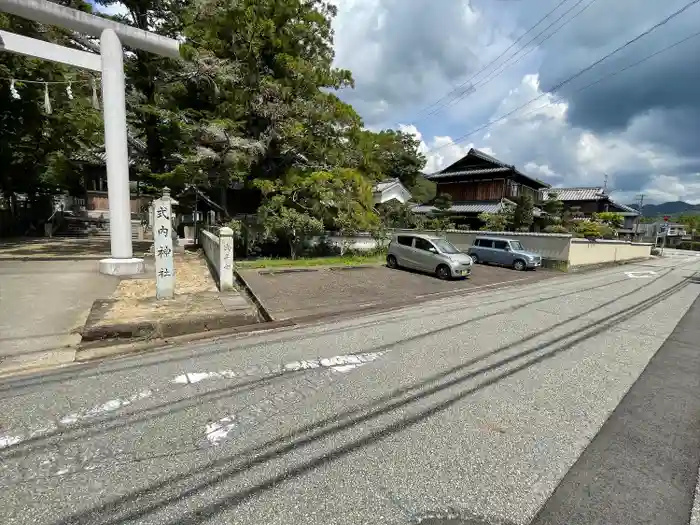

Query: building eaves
(470, 148), (507, 167)
(412, 200), (505, 214)
(425, 167), (511, 180)
(542, 187), (605, 201)
(609, 201), (640, 215)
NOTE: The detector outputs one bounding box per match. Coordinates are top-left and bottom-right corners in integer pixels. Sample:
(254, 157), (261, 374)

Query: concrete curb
(75, 319), (296, 363)
(234, 269), (275, 322)
(79, 298), (262, 344)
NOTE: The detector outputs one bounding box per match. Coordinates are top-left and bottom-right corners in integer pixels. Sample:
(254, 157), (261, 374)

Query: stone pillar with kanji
(153, 187), (175, 299)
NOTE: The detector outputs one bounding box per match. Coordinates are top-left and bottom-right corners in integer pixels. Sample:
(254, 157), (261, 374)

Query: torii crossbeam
(0, 0), (180, 275)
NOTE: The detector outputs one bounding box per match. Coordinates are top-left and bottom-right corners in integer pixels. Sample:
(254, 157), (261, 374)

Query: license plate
(460, 269), (470, 276)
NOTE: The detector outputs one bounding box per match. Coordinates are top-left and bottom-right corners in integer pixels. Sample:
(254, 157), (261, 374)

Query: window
(397, 236), (413, 246)
(493, 240), (508, 250)
(433, 239), (460, 254)
(414, 238), (435, 252)
(476, 239), (494, 248)
(510, 241), (524, 251)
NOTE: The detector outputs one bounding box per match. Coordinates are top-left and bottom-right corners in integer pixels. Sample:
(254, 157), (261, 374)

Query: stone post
(219, 226), (234, 291)
(153, 187), (175, 299)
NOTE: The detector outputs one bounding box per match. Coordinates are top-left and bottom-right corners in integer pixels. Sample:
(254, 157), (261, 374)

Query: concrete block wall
(199, 227), (234, 291)
(398, 229), (573, 264)
(312, 230), (652, 270)
(568, 239), (653, 267)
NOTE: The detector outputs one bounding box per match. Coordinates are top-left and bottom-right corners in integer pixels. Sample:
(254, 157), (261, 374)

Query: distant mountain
(626, 201), (700, 216)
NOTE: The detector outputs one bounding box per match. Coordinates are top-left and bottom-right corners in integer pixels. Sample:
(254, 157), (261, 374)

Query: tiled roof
(541, 187), (605, 201)
(470, 148), (507, 167)
(609, 201), (640, 215)
(70, 132), (147, 166)
(426, 167), (511, 180)
(373, 179), (401, 192)
(412, 200), (506, 214)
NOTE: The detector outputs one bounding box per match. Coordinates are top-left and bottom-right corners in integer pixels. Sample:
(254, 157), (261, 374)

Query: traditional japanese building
(412, 148), (550, 229)
(540, 187), (641, 239)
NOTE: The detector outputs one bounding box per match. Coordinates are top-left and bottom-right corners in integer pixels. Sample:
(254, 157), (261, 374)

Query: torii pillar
(0, 0), (180, 275)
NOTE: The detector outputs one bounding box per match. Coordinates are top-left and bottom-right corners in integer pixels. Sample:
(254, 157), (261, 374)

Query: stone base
(99, 257), (145, 276)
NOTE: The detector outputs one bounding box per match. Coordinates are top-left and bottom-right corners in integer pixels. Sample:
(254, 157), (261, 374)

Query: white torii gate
(0, 0), (180, 275)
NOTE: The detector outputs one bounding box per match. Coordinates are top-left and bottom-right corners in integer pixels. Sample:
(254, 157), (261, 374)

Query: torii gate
(0, 0), (180, 275)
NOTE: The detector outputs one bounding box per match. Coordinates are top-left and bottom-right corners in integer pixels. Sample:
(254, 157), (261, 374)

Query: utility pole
(635, 193), (644, 241)
(603, 173), (609, 194)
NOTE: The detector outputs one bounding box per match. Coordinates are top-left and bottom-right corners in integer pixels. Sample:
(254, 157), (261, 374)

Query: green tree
(376, 200), (425, 229)
(679, 214), (700, 236)
(410, 176), (437, 203)
(478, 211), (509, 231)
(510, 195), (534, 231)
(541, 191), (565, 228)
(0, 7), (103, 209)
(594, 212), (623, 229)
(255, 168), (377, 258)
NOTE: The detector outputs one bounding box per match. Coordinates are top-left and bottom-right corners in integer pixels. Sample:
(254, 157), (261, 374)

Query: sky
(329, 0), (700, 204)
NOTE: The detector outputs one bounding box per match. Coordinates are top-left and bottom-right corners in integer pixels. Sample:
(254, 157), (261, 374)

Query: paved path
(0, 260), (118, 371)
(0, 255), (699, 525)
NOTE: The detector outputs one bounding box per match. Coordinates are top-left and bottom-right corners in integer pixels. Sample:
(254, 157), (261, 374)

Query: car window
(396, 236), (413, 246)
(477, 239), (493, 248)
(493, 240), (508, 250)
(510, 241), (524, 251)
(433, 239), (460, 254)
(414, 238), (435, 252)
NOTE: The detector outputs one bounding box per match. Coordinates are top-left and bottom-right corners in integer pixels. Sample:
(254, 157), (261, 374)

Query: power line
(425, 0), (700, 155)
(411, 0), (574, 120)
(432, 0), (599, 116)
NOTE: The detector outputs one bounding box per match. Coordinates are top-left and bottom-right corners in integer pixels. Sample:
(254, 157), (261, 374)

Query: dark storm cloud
(536, 0), (700, 142)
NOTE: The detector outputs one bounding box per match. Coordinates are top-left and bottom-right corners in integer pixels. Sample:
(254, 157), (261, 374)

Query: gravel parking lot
(238, 263), (555, 321)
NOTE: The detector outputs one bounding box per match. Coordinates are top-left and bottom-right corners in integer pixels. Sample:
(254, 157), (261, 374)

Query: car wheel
(513, 259), (527, 271)
(436, 264), (451, 280)
(470, 254), (479, 264)
(386, 255), (399, 269)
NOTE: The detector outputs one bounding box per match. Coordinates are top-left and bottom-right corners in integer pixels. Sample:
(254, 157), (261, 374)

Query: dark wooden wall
(437, 180), (506, 201)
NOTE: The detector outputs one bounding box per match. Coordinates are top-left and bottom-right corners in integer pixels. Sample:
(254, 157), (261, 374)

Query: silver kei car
(386, 233), (473, 280)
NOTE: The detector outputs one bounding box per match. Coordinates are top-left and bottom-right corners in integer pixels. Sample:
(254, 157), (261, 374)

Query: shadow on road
(41, 275), (689, 525)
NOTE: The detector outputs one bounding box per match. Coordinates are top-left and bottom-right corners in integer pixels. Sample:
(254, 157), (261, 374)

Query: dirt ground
(103, 252), (220, 324)
(112, 252), (216, 302)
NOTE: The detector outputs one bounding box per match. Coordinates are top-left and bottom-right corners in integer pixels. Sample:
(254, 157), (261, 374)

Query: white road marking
(175, 352), (387, 388)
(625, 270), (658, 279)
(202, 352), (387, 446)
(205, 416), (237, 445)
(1, 390), (153, 450)
(171, 371), (236, 384)
(0, 435), (22, 449)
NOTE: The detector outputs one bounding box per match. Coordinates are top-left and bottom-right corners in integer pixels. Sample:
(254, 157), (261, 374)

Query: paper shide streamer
(43, 82), (52, 114)
(9, 79), (20, 100)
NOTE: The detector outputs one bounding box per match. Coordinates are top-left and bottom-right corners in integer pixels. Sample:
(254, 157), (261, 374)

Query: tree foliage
(2, 0), (430, 255)
(0, 7), (103, 201)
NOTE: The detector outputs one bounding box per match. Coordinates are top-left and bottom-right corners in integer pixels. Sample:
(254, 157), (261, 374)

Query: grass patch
(235, 253), (385, 269)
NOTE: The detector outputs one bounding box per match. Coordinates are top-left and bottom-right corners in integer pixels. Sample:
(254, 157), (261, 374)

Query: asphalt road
(1, 253), (700, 525)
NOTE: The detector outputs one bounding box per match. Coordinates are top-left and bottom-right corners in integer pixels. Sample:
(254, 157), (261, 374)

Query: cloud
(398, 74), (700, 204)
(330, 0), (700, 203)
